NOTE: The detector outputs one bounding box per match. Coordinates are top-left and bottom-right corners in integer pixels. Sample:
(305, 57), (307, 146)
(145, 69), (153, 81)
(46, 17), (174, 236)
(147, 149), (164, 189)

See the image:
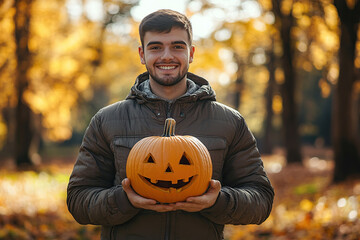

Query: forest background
(0, 0), (360, 239)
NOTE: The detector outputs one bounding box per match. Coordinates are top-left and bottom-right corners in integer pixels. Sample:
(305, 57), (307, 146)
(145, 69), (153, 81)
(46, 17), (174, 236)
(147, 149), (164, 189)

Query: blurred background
(0, 0), (360, 239)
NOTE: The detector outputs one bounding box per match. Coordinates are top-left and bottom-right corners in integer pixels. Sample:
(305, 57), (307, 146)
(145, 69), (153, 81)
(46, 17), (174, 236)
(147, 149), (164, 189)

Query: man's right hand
(122, 178), (175, 212)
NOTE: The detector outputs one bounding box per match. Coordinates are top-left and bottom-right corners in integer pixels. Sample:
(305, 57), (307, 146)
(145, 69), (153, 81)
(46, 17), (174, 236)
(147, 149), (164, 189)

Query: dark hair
(139, 9), (193, 47)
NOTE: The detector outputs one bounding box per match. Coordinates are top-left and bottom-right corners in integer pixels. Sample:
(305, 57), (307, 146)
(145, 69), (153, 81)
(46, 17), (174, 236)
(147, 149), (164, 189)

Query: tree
(332, 0), (360, 182)
(0, 0), (17, 154)
(13, 0), (34, 166)
(0, 0), (142, 167)
(192, 1), (280, 153)
(271, 0), (302, 163)
(263, 36), (277, 154)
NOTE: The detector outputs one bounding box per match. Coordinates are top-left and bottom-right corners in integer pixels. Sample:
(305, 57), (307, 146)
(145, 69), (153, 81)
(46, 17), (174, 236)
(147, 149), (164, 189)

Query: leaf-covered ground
(225, 151), (360, 240)
(0, 148), (359, 240)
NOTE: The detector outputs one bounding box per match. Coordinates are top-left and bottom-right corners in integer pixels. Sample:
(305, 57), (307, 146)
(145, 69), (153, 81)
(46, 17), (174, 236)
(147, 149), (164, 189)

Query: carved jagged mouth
(140, 175), (195, 190)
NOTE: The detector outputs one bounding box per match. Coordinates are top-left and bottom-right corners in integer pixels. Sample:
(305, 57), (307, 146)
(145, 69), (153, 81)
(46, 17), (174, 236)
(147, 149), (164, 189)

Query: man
(67, 9), (274, 240)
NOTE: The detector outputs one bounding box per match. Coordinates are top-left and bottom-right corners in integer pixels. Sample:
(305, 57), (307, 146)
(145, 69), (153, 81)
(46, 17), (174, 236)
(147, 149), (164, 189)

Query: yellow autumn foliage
(0, 0), (359, 146)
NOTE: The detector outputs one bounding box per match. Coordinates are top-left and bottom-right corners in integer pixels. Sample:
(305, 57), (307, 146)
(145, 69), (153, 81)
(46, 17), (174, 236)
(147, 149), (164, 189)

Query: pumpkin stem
(162, 118), (176, 137)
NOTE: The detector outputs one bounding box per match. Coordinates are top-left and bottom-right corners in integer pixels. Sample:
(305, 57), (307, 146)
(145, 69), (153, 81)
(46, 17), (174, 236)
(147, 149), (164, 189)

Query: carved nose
(165, 163), (173, 173)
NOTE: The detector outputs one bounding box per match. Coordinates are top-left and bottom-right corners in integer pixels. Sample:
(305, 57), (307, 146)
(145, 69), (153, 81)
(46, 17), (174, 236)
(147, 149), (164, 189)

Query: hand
(122, 178), (175, 212)
(171, 180), (221, 212)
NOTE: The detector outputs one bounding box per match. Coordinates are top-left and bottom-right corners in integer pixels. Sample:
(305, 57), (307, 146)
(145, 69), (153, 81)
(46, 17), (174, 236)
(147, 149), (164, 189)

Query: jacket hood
(126, 72), (216, 104)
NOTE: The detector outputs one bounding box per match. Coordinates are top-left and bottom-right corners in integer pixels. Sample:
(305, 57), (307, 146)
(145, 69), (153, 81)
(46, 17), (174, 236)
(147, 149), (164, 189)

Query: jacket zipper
(166, 102), (172, 118)
(164, 212), (171, 240)
(165, 102), (172, 240)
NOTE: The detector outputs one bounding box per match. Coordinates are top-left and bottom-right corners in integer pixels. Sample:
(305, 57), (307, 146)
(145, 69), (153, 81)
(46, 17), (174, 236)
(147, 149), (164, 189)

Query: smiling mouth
(139, 175), (195, 191)
(157, 65), (177, 70)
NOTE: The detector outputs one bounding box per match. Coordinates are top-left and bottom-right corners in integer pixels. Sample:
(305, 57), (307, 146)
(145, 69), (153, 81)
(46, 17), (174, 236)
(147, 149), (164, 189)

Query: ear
(138, 46), (145, 65)
(189, 45), (195, 63)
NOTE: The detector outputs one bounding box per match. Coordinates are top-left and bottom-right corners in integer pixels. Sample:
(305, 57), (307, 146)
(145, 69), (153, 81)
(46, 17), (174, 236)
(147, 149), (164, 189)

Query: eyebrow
(172, 41), (187, 46)
(146, 41), (162, 47)
(146, 40), (188, 47)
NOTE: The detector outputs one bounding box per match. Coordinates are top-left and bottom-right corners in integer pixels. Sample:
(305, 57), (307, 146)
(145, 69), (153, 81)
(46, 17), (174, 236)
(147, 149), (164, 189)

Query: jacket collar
(126, 72), (216, 103)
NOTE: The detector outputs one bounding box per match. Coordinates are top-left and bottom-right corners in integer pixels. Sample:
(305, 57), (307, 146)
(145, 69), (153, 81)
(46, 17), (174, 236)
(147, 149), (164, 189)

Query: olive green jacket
(67, 72), (274, 240)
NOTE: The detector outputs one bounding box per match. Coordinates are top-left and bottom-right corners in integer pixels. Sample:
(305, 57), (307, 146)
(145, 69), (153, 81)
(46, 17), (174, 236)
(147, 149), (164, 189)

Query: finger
(173, 202), (202, 212)
(184, 181), (221, 207)
(209, 179), (221, 189)
(175, 202), (197, 208)
(121, 179), (174, 211)
(185, 195), (209, 206)
(122, 178), (157, 205)
(149, 204), (175, 212)
(121, 178), (132, 192)
(209, 180), (221, 193)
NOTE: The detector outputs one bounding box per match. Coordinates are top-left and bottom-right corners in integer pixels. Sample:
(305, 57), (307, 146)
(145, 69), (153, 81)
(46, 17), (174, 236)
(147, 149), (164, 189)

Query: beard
(147, 66), (188, 87)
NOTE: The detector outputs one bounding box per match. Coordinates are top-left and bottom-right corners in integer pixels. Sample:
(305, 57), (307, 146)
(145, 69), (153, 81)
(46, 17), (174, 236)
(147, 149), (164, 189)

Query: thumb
(209, 180), (221, 193)
(122, 178), (132, 192)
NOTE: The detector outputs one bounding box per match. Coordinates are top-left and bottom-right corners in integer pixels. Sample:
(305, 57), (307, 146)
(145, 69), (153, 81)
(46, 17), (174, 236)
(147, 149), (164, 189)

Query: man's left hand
(171, 180), (221, 212)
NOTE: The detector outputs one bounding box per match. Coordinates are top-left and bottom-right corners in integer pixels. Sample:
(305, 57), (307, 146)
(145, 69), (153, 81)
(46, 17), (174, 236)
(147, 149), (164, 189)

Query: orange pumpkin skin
(126, 118), (212, 203)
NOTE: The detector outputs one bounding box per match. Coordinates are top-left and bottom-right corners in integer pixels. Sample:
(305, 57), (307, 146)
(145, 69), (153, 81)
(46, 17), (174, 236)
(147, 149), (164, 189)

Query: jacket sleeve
(200, 115), (274, 225)
(67, 111), (140, 226)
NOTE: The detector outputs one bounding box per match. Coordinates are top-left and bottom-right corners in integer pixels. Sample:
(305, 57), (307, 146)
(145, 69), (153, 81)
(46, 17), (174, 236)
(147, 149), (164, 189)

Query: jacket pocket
(112, 136), (145, 180)
(195, 136), (227, 180)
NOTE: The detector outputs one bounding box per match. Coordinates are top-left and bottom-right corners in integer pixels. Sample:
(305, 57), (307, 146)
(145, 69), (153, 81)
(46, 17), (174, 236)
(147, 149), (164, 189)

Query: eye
(144, 154), (155, 163)
(179, 153), (191, 165)
(149, 46), (161, 50)
(174, 45), (185, 50)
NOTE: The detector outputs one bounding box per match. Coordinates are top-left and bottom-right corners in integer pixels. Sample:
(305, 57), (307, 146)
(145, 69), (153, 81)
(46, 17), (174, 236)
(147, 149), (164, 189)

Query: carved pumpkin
(126, 118), (212, 203)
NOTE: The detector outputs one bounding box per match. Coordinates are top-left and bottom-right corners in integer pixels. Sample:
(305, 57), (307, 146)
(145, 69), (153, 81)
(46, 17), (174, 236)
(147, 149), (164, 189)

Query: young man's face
(139, 27), (195, 87)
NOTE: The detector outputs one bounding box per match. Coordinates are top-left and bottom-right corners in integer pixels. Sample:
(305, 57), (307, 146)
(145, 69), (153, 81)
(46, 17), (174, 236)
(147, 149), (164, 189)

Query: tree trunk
(14, 0), (34, 167)
(0, 107), (15, 158)
(271, 0), (302, 163)
(332, 0), (360, 182)
(279, 13), (302, 163)
(262, 43), (276, 154)
(232, 53), (244, 110)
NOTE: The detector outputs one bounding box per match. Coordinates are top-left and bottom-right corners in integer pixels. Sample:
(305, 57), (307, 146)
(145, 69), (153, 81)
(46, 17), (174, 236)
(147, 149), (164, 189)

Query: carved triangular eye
(179, 153), (191, 165)
(145, 154), (155, 163)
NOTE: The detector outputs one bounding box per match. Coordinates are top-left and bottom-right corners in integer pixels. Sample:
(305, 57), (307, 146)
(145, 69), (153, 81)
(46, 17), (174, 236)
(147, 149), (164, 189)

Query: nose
(161, 47), (174, 61)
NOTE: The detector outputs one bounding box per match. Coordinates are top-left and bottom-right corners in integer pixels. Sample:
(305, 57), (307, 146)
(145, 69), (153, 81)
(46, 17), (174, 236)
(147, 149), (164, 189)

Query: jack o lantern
(126, 118), (212, 203)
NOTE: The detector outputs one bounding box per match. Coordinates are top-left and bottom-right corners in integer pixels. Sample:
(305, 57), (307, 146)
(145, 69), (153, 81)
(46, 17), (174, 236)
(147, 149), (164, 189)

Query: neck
(149, 78), (187, 100)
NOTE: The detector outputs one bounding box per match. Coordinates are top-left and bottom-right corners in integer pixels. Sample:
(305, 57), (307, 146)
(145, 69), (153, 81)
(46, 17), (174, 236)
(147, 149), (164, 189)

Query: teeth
(172, 180), (178, 184)
(159, 66), (176, 70)
(183, 177), (189, 182)
(151, 179), (158, 184)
